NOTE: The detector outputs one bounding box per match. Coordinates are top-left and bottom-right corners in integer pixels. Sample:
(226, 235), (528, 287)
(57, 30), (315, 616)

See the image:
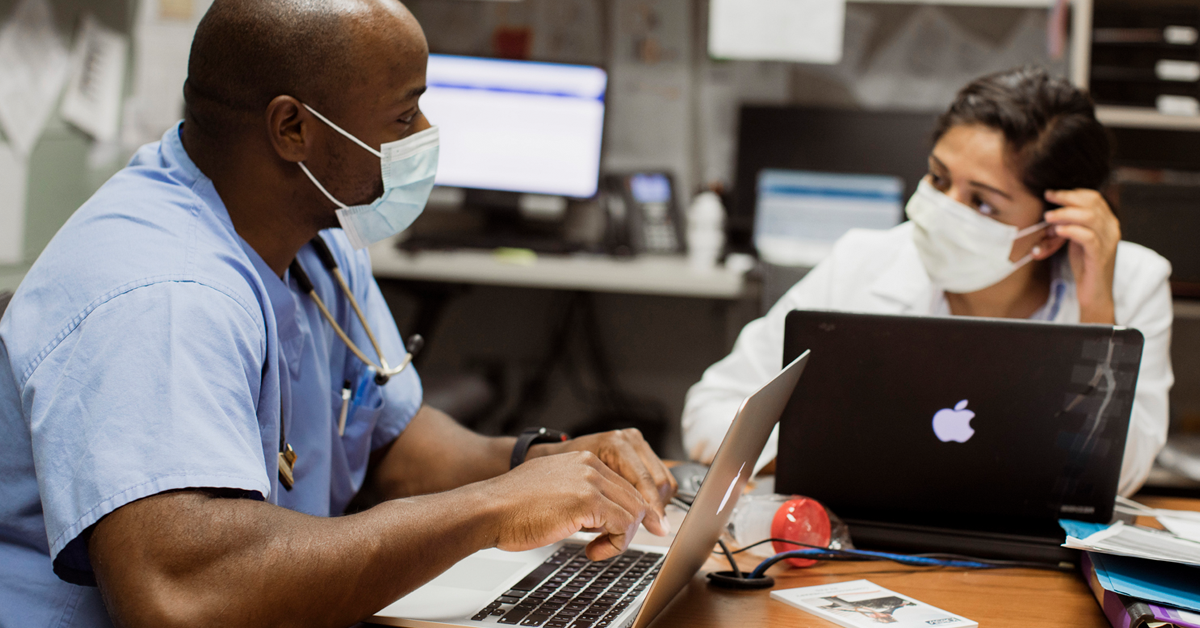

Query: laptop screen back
(776, 311), (1143, 528)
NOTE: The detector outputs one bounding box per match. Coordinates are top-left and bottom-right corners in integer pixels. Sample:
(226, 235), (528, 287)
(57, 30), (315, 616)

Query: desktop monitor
(421, 54), (608, 199)
(732, 106), (940, 250)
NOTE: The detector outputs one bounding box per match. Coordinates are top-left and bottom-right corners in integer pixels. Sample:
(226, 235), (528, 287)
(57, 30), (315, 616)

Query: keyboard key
(472, 612), (490, 621)
(571, 621), (594, 628)
(512, 563), (560, 591)
(498, 596), (522, 604)
(499, 610), (529, 625)
(521, 614), (552, 626)
(492, 608), (507, 616)
(547, 622), (568, 628)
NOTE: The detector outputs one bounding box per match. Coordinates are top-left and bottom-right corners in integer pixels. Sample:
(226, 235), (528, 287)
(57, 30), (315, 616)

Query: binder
(1082, 552), (1200, 628)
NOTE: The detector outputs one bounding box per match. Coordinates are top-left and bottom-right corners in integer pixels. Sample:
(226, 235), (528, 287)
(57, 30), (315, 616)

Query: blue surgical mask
(298, 104), (439, 249)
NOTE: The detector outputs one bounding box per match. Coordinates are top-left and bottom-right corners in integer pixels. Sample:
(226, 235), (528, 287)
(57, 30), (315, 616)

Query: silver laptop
(370, 352), (809, 628)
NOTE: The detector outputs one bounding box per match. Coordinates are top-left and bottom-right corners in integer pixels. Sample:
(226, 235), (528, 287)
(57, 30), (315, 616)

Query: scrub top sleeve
(23, 281), (271, 583)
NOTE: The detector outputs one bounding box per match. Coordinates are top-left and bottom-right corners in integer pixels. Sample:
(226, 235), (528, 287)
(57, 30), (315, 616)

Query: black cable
(717, 538), (1074, 572)
(715, 539), (743, 579)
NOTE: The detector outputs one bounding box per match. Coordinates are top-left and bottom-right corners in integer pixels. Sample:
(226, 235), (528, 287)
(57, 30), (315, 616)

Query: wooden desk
(646, 495), (1199, 628)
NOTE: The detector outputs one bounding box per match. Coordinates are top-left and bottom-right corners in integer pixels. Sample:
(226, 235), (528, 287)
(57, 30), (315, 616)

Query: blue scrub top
(0, 124), (423, 627)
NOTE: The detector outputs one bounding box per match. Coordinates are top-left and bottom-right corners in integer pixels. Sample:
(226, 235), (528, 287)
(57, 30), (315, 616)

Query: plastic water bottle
(726, 494), (846, 567)
(686, 192), (725, 273)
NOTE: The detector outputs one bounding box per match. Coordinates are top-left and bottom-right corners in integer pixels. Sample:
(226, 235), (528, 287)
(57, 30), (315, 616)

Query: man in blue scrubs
(0, 1), (675, 626)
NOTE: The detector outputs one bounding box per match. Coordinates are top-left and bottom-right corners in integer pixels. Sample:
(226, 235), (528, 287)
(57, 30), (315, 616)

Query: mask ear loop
(298, 162), (349, 210)
(1011, 221), (1051, 268)
(302, 104), (384, 159)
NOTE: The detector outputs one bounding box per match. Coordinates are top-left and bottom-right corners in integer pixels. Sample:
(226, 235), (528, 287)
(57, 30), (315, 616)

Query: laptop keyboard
(470, 543), (664, 628)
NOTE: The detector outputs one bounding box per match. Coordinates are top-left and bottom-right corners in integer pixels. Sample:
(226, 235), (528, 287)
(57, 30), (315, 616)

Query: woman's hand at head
(1042, 189), (1120, 324)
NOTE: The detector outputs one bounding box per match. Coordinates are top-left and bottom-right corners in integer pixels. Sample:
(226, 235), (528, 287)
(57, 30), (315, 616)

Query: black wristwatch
(510, 427), (570, 469)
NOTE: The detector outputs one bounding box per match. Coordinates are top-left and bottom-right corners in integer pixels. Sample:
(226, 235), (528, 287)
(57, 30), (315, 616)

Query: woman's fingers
(1049, 223), (1101, 251)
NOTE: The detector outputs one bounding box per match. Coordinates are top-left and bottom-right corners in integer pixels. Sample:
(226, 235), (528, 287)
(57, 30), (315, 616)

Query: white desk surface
(368, 239), (748, 299)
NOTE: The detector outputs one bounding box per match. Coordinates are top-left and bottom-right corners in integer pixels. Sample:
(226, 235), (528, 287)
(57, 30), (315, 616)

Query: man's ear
(265, 95), (310, 163)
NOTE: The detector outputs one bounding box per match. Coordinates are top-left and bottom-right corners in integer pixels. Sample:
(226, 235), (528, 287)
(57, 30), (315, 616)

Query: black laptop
(775, 311), (1145, 564)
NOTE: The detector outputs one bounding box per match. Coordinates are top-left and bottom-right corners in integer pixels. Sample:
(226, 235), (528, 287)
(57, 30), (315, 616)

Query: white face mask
(906, 179), (1048, 294)
(298, 105), (439, 250)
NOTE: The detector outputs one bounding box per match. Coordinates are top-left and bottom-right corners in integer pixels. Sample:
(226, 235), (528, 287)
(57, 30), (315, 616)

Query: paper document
(1062, 520), (1200, 567)
(1114, 496), (1200, 544)
(771, 579), (976, 628)
(0, 142), (28, 264)
(709, 0), (845, 64)
(60, 15), (129, 143)
(0, 0), (71, 157)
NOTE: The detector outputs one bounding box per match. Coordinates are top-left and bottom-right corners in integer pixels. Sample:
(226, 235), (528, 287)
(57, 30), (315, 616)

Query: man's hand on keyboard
(478, 451), (651, 561)
(526, 428), (676, 538)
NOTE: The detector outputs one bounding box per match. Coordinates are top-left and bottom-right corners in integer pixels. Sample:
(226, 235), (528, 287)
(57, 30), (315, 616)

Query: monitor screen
(421, 54), (608, 199)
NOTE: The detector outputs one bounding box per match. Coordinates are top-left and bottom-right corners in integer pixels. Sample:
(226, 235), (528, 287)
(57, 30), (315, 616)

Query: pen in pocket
(338, 379), (352, 436)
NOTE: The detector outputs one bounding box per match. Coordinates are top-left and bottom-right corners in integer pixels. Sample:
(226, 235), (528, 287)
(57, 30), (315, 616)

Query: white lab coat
(683, 222), (1174, 497)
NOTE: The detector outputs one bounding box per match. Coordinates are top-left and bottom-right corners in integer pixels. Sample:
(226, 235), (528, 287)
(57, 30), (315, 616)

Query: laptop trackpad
(376, 552), (532, 620)
(431, 556), (525, 591)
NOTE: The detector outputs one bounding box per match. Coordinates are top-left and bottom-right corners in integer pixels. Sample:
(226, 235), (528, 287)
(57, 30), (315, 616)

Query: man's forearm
(365, 405), (520, 501)
(91, 487), (501, 628)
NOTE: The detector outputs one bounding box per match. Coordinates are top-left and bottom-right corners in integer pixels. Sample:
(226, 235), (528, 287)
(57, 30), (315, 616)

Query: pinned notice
(709, 0), (845, 64)
(61, 15), (130, 143)
(0, 0), (71, 157)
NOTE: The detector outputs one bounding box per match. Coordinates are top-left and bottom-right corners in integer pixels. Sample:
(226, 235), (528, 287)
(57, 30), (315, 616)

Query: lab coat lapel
(865, 235), (938, 315)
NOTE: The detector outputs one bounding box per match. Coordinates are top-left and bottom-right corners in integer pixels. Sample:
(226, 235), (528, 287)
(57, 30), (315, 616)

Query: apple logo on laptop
(932, 399), (975, 443)
(716, 462), (746, 515)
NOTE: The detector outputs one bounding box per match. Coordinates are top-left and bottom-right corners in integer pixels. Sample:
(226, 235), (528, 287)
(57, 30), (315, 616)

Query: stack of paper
(1062, 520), (1200, 567)
(1063, 499), (1200, 628)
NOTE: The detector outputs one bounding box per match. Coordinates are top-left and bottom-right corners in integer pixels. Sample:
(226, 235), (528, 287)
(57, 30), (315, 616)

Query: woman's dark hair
(933, 66), (1111, 206)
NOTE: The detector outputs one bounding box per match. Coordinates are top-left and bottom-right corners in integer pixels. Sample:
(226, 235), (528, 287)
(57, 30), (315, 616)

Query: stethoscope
(276, 235), (424, 490)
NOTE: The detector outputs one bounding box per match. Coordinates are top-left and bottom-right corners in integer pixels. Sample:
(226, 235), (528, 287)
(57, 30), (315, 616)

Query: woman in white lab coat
(682, 67), (1173, 497)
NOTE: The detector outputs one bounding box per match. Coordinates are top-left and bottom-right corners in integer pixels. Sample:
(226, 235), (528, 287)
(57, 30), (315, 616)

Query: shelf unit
(848, 0), (1055, 6)
(1071, 0), (1200, 132)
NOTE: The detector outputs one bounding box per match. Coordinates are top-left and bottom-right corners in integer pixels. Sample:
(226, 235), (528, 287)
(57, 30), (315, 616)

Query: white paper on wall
(0, 0), (71, 157)
(60, 15), (130, 143)
(605, 0), (695, 197)
(122, 0), (214, 150)
(854, 8), (1064, 110)
(0, 142), (28, 265)
(709, 0), (845, 65)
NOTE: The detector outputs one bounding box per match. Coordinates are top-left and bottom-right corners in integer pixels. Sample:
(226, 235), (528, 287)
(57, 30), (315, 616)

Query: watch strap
(510, 427), (570, 469)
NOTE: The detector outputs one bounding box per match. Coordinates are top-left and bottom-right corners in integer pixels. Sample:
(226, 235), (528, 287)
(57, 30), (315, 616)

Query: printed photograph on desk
(770, 580), (977, 628)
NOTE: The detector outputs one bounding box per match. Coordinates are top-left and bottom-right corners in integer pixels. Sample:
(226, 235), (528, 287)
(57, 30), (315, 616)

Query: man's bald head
(184, 0), (426, 142)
